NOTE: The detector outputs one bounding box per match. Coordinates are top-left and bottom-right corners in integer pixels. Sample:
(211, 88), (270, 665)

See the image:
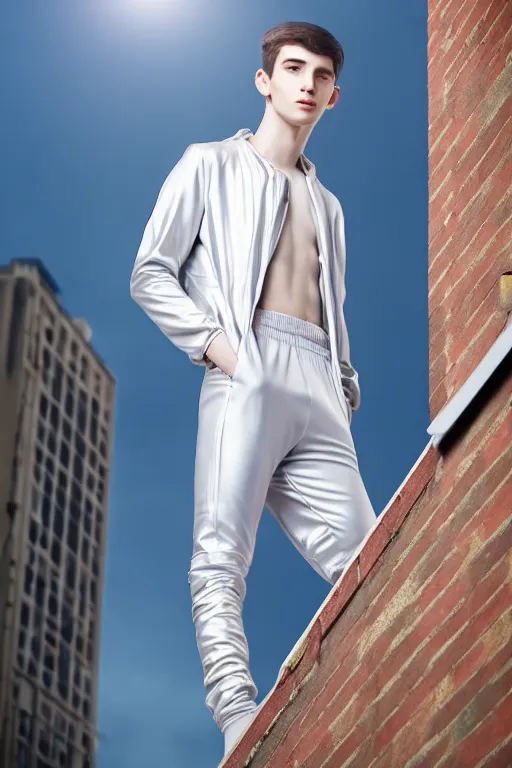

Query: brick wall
(427, 0), (511, 419)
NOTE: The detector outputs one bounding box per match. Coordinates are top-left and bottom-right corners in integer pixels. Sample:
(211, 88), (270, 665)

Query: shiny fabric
(130, 127), (361, 412)
(189, 309), (377, 733)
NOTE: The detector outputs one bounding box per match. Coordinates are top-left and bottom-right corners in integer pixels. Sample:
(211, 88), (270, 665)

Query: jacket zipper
(305, 176), (337, 364)
(305, 176), (347, 407)
(249, 174), (290, 328)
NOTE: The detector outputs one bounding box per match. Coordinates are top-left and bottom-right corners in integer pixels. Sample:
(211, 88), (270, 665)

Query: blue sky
(2, 1), (429, 765)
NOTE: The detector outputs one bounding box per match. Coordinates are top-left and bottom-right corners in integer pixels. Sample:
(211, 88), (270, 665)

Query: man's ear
(255, 68), (271, 99)
(326, 85), (340, 110)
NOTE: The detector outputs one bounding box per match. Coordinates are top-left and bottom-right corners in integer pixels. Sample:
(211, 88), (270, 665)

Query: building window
(92, 546), (99, 577)
(35, 575), (45, 608)
(76, 620), (84, 655)
(18, 707), (33, 741)
(52, 360), (64, 403)
(65, 390), (74, 419)
(38, 722), (51, 756)
(39, 394), (49, 421)
(44, 325), (53, 346)
(77, 391), (87, 435)
(71, 480), (82, 504)
(94, 513), (103, 546)
(56, 466), (66, 488)
(37, 422), (46, 446)
(43, 650), (54, 690)
(43, 347), (52, 387)
(84, 501), (93, 536)
(62, 418), (71, 442)
(29, 520), (38, 545)
(55, 486), (66, 511)
(73, 454), (83, 484)
(20, 602), (30, 628)
(81, 537), (89, 568)
(47, 428), (57, 455)
(89, 416), (98, 446)
(39, 529), (49, 551)
(59, 440), (69, 469)
(57, 326), (67, 357)
(79, 576), (87, 617)
(67, 521), (78, 554)
(51, 538), (61, 567)
(42, 495), (51, 528)
(24, 565), (33, 597)
(58, 643), (70, 701)
(53, 507), (63, 539)
(61, 601), (73, 645)
(86, 472), (95, 493)
(80, 355), (89, 384)
(30, 634), (41, 663)
(65, 554), (76, 591)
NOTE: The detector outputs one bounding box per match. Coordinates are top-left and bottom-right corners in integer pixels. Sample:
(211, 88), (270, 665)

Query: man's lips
(297, 100), (317, 108)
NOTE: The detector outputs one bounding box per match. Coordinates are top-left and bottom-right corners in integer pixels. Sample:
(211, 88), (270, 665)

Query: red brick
(429, 161), (512, 313)
(428, 1), (509, 129)
(429, 309), (508, 414)
(429, 243), (511, 368)
(269, 482), (510, 767)
(429, 280), (503, 393)
(429, 0), (508, 96)
(438, 682), (512, 767)
(428, 148), (512, 308)
(430, 132), (511, 246)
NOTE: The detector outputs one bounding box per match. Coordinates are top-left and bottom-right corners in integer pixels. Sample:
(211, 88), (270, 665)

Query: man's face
(257, 44), (339, 126)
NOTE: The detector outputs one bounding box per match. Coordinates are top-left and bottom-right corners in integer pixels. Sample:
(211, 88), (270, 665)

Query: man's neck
(248, 112), (313, 175)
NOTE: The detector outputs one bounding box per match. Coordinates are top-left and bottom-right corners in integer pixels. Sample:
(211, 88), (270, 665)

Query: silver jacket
(130, 128), (361, 412)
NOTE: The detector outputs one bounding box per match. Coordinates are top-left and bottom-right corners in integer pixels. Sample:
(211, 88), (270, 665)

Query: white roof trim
(427, 314), (512, 446)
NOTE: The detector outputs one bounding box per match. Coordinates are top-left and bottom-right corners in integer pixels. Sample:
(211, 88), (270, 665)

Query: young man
(130, 21), (377, 760)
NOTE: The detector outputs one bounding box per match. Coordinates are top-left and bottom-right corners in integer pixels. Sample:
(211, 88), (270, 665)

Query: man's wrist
(204, 328), (226, 363)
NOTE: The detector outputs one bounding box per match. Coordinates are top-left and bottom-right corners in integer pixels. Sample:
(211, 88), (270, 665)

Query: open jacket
(130, 128), (361, 414)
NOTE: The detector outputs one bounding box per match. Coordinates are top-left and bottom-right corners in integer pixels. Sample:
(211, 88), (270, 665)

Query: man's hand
(205, 331), (238, 378)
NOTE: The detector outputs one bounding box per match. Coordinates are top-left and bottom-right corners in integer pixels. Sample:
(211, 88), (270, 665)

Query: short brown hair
(261, 21), (344, 83)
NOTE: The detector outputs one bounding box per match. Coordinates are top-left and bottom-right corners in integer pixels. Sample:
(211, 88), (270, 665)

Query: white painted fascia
(427, 314), (512, 446)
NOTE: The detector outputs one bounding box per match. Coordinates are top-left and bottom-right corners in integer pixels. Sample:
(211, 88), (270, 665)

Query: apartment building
(0, 258), (115, 767)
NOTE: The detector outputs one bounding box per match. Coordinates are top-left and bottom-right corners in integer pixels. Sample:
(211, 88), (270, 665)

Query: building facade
(0, 259), (115, 767)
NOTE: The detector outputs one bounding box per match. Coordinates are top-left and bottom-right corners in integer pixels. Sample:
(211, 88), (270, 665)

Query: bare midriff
(256, 165), (323, 329)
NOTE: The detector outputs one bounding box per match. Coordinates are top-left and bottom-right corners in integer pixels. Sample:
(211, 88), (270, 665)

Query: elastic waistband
(253, 309), (330, 357)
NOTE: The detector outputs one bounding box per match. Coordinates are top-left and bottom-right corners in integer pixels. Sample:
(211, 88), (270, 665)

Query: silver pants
(188, 309), (377, 733)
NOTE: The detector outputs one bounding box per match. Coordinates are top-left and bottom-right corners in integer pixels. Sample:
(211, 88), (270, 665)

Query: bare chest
(272, 169), (319, 268)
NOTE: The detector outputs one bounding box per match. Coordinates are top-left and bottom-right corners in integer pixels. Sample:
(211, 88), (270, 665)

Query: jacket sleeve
(130, 143), (224, 368)
(335, 201), (361, 413)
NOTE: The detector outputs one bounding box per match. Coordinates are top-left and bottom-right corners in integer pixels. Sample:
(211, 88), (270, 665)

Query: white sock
(223, 705), (259, 755)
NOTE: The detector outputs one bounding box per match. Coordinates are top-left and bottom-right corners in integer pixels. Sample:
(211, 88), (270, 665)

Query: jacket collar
(228, 127), (317, 179)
